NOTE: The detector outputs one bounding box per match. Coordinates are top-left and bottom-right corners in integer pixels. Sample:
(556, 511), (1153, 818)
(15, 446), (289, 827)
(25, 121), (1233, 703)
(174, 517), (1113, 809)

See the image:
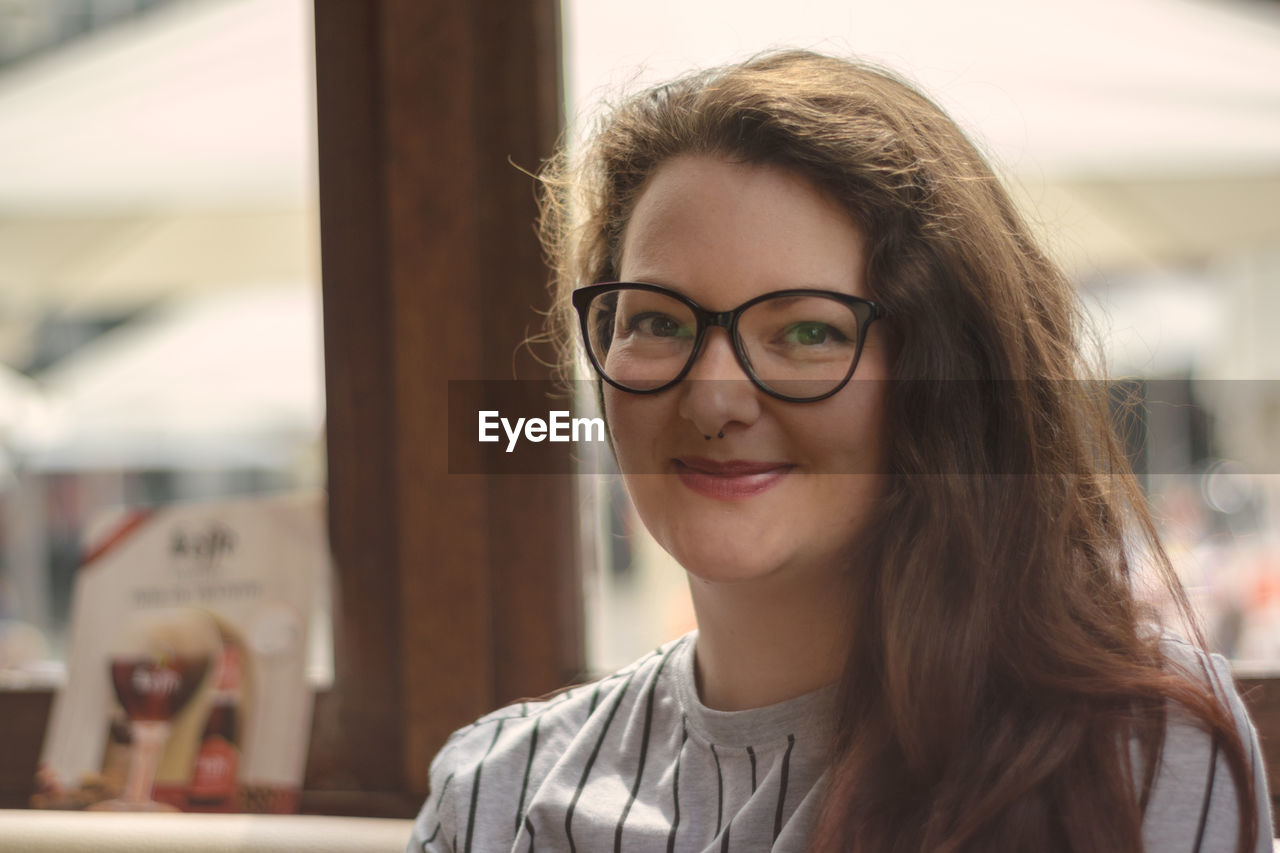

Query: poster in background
(33, 491), (327, 813)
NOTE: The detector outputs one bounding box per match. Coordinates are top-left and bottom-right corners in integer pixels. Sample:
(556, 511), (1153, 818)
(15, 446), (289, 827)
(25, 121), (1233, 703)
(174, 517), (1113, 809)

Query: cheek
(603, 388), (662, 475)
(603, 391), (677, 545)
(793, 383), (890, 475)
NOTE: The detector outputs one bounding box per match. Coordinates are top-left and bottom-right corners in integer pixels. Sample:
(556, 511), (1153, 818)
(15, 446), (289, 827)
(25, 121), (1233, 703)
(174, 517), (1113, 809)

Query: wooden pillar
(309, 0), (578, 807)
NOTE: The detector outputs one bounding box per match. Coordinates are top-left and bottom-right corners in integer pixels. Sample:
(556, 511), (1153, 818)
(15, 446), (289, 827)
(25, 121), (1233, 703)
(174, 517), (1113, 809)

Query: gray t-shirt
(407, 632), (1273, 852)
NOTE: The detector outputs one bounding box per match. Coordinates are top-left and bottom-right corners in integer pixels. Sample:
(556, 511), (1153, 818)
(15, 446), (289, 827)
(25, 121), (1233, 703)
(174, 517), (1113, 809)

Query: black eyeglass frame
(572, 281), (886, 403)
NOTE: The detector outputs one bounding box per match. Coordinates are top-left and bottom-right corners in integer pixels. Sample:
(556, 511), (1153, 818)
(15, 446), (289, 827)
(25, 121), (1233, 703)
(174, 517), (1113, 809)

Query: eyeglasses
(572, 282), (885, 403)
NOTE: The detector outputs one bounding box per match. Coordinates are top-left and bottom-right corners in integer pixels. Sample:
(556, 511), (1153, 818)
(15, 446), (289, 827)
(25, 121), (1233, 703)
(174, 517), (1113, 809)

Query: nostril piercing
(718, 430), (725, 439)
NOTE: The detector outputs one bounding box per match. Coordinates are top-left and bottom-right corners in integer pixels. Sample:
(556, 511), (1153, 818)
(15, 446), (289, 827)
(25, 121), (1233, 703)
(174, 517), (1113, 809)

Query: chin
(662, 526), (796, 586)
(679, 554), (782, 586)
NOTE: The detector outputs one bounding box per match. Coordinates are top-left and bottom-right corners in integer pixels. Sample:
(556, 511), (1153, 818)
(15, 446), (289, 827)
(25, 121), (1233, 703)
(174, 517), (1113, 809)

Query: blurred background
(0, 0), (1278, 682)
(0, 0), (323, 675)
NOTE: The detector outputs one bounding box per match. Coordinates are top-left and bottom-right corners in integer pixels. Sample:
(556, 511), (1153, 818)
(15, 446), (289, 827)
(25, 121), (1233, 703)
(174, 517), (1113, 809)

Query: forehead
(618, 155), (868, 302)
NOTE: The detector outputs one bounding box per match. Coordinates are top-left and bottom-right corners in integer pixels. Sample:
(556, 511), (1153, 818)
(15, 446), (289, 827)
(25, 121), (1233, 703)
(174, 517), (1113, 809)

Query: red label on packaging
(189, 735), (238, 804)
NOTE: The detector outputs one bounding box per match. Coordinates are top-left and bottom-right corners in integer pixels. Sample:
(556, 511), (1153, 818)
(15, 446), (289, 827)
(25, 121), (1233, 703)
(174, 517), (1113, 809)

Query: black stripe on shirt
(1192, 738), (1219, 853)
(615, 651), (676, 851)
(421, 771), (455, 850)
(565, 671), (641, 853)
(514, 716), (541, 836)
(719, 823), (731, 853)
(773, 734), (796, 844)
(465, 718), (506, 853)
(666, 716), (688, 853)
(434, 772), (455, 811)
(524, 815), (536, 853)
(747, 746), (757, 793)
(710, 743), (724, 836)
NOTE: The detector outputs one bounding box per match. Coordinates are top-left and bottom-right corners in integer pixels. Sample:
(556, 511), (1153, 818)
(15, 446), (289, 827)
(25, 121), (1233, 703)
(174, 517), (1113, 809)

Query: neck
(687, 565), (852, 711)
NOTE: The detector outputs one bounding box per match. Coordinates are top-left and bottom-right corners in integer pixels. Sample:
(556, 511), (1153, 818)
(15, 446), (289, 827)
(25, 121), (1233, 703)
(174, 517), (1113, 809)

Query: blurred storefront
(0, 0), (321, 671)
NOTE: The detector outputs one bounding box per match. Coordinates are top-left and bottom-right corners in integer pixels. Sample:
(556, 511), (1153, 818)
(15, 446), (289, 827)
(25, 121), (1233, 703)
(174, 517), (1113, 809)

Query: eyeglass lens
(584, 288), (864, 398)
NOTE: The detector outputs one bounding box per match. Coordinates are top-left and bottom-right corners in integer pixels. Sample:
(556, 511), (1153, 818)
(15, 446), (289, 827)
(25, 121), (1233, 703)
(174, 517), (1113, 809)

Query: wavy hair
(537, 50), (1257, 851)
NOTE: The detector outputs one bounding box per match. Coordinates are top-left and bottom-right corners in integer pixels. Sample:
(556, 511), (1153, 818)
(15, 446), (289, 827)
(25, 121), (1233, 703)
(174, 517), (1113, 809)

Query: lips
(673, 456), (794, 500)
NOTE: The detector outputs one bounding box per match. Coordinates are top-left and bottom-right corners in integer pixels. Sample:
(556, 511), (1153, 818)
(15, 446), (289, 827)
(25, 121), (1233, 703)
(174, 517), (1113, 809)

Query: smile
(673, 457), (794, 500)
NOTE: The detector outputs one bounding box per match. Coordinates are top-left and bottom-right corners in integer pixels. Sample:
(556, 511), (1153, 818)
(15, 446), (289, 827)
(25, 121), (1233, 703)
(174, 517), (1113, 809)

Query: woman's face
(607, 154), (891, 587)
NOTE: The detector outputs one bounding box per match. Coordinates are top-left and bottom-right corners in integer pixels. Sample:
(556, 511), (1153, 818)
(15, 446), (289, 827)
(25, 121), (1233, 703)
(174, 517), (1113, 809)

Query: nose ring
(702, 431), (726, 440)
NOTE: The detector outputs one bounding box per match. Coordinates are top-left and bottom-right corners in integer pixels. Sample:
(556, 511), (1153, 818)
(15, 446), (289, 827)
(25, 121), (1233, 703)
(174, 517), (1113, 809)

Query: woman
(409, 51), (1272, 852)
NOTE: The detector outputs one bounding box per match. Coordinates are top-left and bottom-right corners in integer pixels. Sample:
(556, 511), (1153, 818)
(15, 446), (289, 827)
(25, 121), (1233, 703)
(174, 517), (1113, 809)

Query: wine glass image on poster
(90, 607), (221, 812)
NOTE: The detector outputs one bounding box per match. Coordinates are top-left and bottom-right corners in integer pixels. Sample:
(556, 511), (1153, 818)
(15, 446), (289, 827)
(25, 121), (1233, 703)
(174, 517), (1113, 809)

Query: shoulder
(1142, 633), (1273, 852)
(435, 633), (690, 781)
(1157, 633), (1258, 749)
(406, 635), (693, 852)
(1159, 633), (1234, 690)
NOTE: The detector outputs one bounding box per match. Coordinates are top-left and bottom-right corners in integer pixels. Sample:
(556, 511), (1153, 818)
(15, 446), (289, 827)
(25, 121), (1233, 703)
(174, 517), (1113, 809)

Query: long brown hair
(538, 50), (1258, 851)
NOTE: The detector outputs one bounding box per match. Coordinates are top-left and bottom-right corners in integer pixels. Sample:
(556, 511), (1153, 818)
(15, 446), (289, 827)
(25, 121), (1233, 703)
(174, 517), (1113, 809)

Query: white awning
(0, 0), (316, 212)
(15, 285), (324, 470)
(565, 0), (1280, 177)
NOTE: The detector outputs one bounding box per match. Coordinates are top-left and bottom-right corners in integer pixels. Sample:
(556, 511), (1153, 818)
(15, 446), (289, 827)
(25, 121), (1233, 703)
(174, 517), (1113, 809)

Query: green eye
(785, 322), (834, 346)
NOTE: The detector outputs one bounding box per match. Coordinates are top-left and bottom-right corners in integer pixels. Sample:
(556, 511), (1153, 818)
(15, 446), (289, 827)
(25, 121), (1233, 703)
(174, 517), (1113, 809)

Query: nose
(677, 328), (760, 438)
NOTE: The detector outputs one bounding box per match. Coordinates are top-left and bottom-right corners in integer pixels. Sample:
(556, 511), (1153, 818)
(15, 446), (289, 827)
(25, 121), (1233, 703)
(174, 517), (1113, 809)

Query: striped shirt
(407, 632), (1273, 852)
